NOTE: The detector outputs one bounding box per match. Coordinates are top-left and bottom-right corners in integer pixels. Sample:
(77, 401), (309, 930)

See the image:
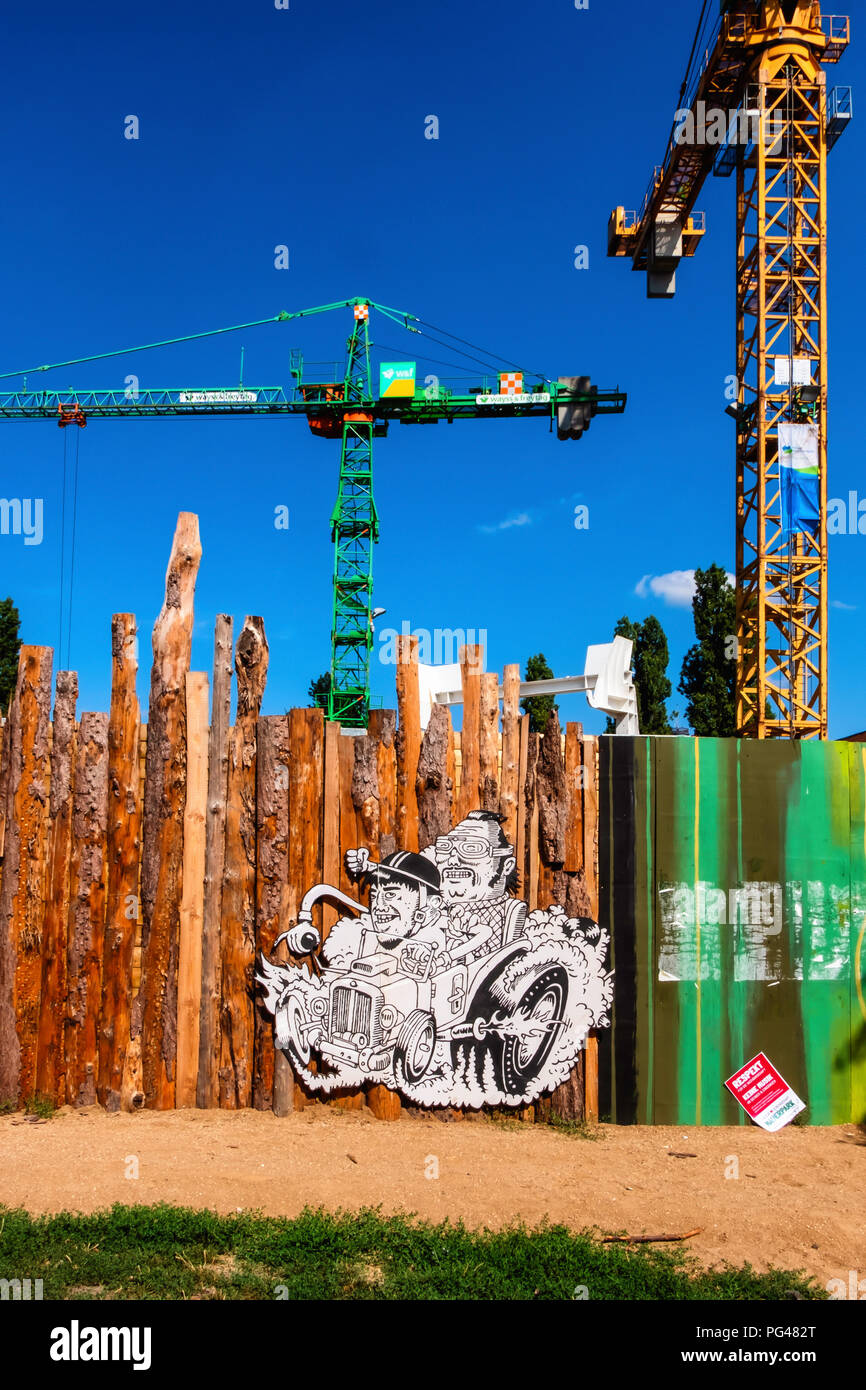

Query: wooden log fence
(0, 513), (602, 1121)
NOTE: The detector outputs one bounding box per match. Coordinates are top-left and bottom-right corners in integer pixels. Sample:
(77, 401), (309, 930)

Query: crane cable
(413, 319), (552, 384)
(371, 341), (488, 379)
(659, 0), (713, 165)
(0, 312), (294, 382)
(58, 431), (68, 662)
(66, 427), (80, 671)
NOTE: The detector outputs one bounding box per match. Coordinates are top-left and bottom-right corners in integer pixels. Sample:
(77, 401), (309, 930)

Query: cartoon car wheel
(498, 964), (569, 1096)
(394, 1009), (437, 1086)
(281, 994), (313, 1070)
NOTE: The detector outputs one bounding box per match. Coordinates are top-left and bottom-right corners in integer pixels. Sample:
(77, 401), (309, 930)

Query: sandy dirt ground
(0, 1105), (863, 1288)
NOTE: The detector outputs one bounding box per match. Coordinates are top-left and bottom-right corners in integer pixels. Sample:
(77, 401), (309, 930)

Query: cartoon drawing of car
(276, 886), (570, 1100)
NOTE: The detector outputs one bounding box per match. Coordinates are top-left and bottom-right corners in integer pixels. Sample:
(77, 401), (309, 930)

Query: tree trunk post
(197, 614), (233, 1108)
(219, 617), (268, 1108)
(133, 511), (202, 1109)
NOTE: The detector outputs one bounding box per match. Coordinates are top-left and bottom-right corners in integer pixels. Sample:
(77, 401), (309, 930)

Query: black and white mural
(257, 810), (612, 1108)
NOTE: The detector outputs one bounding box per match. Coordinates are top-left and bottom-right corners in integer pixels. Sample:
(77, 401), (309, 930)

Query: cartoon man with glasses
(429, 809), (527, 964)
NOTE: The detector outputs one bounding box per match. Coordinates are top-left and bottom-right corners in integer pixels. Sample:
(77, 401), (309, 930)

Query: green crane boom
(0, 296), (626, 727)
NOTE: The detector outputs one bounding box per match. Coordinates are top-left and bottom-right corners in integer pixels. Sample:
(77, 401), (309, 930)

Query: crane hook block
(57, 402), (87, 429)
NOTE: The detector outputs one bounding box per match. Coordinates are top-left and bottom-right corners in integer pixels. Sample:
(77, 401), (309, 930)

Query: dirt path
(1, 1106), (863, 1289)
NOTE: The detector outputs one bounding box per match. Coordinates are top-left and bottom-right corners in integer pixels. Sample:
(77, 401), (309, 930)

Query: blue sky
(0, 0), (862, 734)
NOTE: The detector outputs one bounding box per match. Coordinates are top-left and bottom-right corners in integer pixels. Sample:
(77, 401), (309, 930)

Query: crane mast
(328, 304), (379, 726)
(609, 1), (851, 738)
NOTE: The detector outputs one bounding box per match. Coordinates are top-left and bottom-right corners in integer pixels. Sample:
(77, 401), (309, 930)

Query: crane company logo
(178, 390), (257, 404)
(379, 362), (416, 397)
(49, 1322), (152, 1371)
(257, 811), (612, 1108)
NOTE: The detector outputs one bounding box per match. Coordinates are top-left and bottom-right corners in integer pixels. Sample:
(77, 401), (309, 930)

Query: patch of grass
(546, 1115), (604, 1140)
(0, 1100), (16, 1116)
(24, 1094), (55, 1120)
(0, 1203), (826, 1301)
(482, 1111), (603, 1140)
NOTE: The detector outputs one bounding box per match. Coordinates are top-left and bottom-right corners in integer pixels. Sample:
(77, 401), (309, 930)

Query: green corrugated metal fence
(598, 736), (866, 1125)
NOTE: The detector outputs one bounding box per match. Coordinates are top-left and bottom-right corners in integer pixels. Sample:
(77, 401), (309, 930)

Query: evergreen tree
(307, 671), (331, 709)
(0, 598), (21, 714)
(521, 653), (558, 734)
(678, 564), (736, 736)
(604, 614), (672, 734)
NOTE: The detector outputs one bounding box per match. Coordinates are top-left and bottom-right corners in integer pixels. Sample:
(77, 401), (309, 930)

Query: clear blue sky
(1, 0), (862, 734)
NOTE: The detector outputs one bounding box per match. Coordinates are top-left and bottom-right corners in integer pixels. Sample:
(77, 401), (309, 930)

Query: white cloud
(478, 512), (532, 535)
(831, 599), (857, 611)
(635, 569), (735, 609)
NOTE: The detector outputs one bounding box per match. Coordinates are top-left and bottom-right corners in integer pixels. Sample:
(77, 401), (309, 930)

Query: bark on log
(322, 720), (342, 940)
(219, 617), (268, 1108)
(369, 709), (396, 859)
(416, 703), (453, 848)
(338, 732), (359, 899)
(98, 616), (141, 1112)
(524, 733), (540, 911)
(364, 712), (400, 1122)
(0, 646), (53, 1105)
(197, 614), (233, 1108)
(395, 636), (420, 851)
(36, 671), (78, 1106)
(177, 671), (209, 1106)
(327, 731), (365, 1108)
(0, 708), (8, 861)
(352, 733), (379, 855)
(537, 711), (567, 868)
(499, 664), (521, 848)
(133, 511), (202, 1109)
(549, 1055), (586, 1124)
(564, 722), (585, 873)
(254, 714), (291, 1110)
(286, 707), (324, 1111)
(478, 672), (500, 813)
(65, 712), (109, 1107)
(458, 644), (483, 817)
(515, 713), (530, 902)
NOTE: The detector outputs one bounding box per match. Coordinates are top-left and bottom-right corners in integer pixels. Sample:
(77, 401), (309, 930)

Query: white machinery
(417, 635), (639, 734)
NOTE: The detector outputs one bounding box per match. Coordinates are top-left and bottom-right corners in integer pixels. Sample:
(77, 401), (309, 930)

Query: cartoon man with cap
(283, 848), (446, 971)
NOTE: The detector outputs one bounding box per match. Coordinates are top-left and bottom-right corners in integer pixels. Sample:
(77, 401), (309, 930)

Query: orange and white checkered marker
(354, 304), (369, 320)
(499, 371), (524, 395)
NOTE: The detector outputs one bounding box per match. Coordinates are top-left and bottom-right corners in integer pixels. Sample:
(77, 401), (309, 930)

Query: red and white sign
(725, 1052), (805, 1131)
(499, 371), (524, 396)
(354, 304), (369, 320)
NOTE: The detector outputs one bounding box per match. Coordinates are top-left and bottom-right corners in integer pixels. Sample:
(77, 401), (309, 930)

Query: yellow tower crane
(609, 1), (852, 738)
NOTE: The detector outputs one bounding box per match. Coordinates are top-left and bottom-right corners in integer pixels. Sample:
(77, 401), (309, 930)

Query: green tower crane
(0, 296), (626, 726)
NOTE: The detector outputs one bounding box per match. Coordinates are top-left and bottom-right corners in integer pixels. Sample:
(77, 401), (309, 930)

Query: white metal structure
(418, 635), (639, 733)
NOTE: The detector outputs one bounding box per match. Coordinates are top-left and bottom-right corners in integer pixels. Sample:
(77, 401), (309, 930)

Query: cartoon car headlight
(309, 996), (328, 1017)
(379, 1005), (399, 1030)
